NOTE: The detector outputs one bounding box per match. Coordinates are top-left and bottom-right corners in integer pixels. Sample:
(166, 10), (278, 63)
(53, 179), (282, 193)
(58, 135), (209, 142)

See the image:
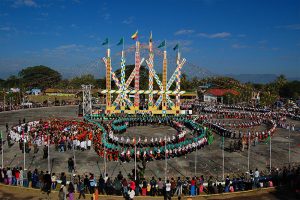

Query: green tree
(279, 81), (300, 99)
(114, 65), (150, 90)
(18, 65), (62, 89)
(55, 79), (70, 89)
(3, 75), (21, 88)
(69, 74), (97, 88)
(96, 78), (106, 89)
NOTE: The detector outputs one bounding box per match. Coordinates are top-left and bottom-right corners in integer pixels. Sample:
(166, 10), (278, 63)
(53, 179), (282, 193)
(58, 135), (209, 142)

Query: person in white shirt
(80, 141), (85, 151)
(104, 173), (109, 183)
(7, 168), (12, 185)
(51, 173), (57, 190)
(19, 168), (24, 186)
(87, 139), (91, 150)
(254, 168), (260, 187)
(165, 180), (171, 199)
(73, 139), (77, 149)
(76, 140), (80, 150)
(128, 187), (135, 200)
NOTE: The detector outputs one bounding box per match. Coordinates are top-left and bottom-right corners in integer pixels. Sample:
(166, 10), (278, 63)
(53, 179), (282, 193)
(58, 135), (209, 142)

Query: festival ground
(0, 106), (300, 180)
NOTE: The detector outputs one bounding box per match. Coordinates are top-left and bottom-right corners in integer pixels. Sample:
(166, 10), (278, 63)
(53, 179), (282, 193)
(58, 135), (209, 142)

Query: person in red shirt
(190, 177), (196, 196)
(14, 168), (20, 186)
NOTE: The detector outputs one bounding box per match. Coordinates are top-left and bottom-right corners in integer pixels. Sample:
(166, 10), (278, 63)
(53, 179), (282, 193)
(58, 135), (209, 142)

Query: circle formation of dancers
(7, 104), (297, 164)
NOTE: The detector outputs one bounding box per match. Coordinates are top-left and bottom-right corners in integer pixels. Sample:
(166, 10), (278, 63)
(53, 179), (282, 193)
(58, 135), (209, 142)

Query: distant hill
(225, 74), (300, 84)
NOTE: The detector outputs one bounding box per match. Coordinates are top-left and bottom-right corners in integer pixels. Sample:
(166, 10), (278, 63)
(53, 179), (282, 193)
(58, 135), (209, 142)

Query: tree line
(0, 65), (299, 106)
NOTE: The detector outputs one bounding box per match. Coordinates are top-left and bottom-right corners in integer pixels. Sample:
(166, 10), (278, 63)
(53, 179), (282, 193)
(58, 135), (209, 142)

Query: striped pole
(175, 52), (181, 108)
(121, 51), (126, 107)
(148, 34), (154, 107)
(134, 41), (140, 108)
(148, 54), (154, 107)
(106, 49), (111, 108)
(162, 50), (167, 110)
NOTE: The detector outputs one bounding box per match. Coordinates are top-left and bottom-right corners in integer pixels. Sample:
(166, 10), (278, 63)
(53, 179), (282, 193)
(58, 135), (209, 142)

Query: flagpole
(222, 133), (225, 181)
(123, 37), (125, 51)
(165, 136), (167, 183)
(23, 130), (26, 171)
(73, 134), (76, 172)
(247, 131), (250, 172)
(48, 132), (50, 173)
(269, 132), (272, 173)
(104, 146), (107, 176)
(134, 144), (137, 181)
(194, 146), (197, 177)
(1, 131), (3, 168)
(288, 123), (291, 165)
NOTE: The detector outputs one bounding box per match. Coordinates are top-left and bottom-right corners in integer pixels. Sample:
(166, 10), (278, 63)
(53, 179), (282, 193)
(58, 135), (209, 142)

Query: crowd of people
(7, 119), (99, 156)
(1, 100), (299, 199)
(91, 115), (213, 163)
(0, 165), (299, 199)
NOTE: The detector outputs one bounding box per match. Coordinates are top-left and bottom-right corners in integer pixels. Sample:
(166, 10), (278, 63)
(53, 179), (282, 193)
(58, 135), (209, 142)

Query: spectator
(128, 187), (135, 200)
(165, 179), (171, 200)
(58, 184), (67, 200)
(68, 182), (75, 200)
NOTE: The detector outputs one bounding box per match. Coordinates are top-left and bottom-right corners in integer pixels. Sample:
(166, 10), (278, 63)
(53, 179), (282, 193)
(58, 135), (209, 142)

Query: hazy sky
(0, 0), (299, 78)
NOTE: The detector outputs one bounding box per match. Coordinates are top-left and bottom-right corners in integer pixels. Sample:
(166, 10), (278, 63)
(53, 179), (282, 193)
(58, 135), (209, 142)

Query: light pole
(165, 136), (167, 183)
(247, 131), (251, 172)
(222, 133), (225, 180)
(269, 132), (272, 173)
(134, 143), (137, 181)
(194, 147), (197, 177)
(23, 130), (26, 171)
(104, 146), (107, 176)
(288, 123), (291, 165)
(45, 122), (51, 173)
(73, 133), (76, 172)
(1, 131), (3, 168)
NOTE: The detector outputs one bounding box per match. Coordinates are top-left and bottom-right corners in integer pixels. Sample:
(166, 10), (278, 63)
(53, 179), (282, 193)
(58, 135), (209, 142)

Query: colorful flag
(149, 31), (152, 42)
(117, 37), (124, 46)
(173, 44), (179, 51)
(265, 135), (271, 144)
(131, 30), (138, 40)
(102, 38), (109, 46)
(207, 132), (214, 145)
(157, 40), (166, 48)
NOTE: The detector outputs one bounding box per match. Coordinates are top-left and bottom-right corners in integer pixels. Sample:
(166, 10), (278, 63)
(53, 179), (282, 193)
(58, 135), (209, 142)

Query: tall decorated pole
(102, 38), (111, 113)
(130, 30), (140, 110)
(118, 37), (126, 109)
(174, 44), (181, 108)
(161, 41), (167, 111)
(148, 31), (154, 108)
(134, 42), (140, 109)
